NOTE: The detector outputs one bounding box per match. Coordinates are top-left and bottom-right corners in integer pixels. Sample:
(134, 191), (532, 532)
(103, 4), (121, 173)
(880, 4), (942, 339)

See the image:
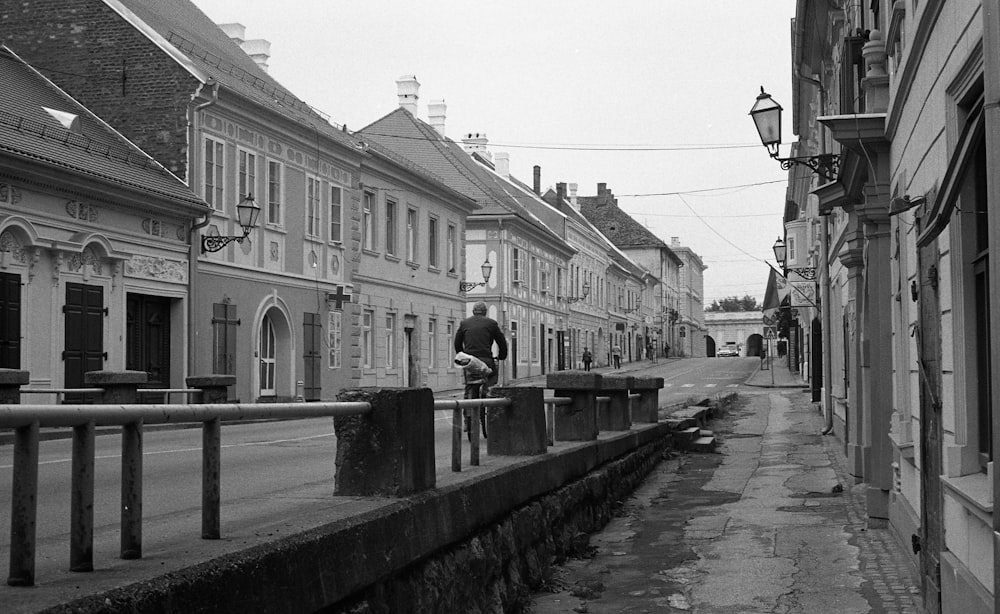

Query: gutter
(187, 80), (219, 376)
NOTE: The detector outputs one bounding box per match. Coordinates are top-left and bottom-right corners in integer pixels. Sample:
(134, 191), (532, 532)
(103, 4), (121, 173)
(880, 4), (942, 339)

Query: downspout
(795, 66), (837, 434)
(187, 79), (219, 376)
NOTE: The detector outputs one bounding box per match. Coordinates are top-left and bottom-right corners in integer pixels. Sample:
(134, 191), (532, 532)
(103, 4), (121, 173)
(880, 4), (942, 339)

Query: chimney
(533, 166), (541, 195)
(494, 152), (510, 177)
(427, 99), (447, 136)
(219, 24), (271, 73)
(462, 132), (491, 162)
(596, 182), (608, 206)
(568, 183), (578, 209)
(396, 75), (420, 116)
(556, 182), (566, 204)
(671, 237), (681, 248)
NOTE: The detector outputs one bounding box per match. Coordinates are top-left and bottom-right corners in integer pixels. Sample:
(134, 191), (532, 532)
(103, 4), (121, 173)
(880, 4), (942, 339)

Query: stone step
(699, 429), (714, 437)
(690, 436), (717, 453)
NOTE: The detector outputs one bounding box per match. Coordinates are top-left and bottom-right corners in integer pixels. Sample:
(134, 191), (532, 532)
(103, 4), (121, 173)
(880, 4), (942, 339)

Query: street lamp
(201, 194), (262, 253)
(459, 257), (493, 292)
(750, 87), (839, 182)
(772, 236), (817, 281)
(560, 280), (590, 303)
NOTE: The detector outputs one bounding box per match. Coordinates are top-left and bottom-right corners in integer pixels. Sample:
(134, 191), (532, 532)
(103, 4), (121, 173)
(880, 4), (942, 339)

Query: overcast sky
(192, 0), (796, 306)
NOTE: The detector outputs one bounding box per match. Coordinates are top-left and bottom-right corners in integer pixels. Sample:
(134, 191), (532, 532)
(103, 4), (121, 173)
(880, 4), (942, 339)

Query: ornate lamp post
(560, 280), (590, 303)
(201, 194), (262, 253)
(459, 257), (493, 292)
(750, 87), (839, 182)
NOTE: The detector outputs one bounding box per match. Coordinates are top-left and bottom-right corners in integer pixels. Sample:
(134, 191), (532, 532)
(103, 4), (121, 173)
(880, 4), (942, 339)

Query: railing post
(599, 375), (634, 431)
(86, 370), (147, 560)
(334, 387), (435, 496)
(2, 369), (34, 586)
(546, 371), (602, 441)
(486, 387), (546, 456)
(630, 376), (664, 423)
(187, 375), (236, 540)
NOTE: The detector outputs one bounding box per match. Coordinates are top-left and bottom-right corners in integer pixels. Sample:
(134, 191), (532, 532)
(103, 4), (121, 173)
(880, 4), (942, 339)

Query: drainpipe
(187, 79), (219, 376)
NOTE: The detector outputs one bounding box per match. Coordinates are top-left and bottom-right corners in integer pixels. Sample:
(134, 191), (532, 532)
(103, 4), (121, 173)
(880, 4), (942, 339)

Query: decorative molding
(0, 231), (28, 266)
(124, 255), (188, 283)
(0, 183), (23, 205)
(270, 242), (280, 261)
(65, 200), (99, 223)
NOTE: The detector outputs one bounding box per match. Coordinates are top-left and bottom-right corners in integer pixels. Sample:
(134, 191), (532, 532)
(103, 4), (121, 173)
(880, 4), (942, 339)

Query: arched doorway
(255, 304), (293, 401)
(746, 334), (764, 357)
(706, 336), (717, 357)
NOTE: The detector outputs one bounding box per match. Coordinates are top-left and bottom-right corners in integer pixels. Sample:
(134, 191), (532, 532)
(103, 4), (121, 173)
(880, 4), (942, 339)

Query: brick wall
(0, 0), (202, 180)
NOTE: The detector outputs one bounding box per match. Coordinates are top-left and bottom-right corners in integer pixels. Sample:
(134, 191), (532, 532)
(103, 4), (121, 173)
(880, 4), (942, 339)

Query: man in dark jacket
(454, 302), (508, 398)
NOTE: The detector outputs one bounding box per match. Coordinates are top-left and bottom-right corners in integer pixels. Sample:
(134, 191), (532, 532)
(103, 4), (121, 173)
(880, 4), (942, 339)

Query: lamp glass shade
(480, 258), (493, 283)
(749, 89), (782, 149)
(772, 237), (787, 266)
(236, 194), (262, 233)
(582, 280), (591, 297)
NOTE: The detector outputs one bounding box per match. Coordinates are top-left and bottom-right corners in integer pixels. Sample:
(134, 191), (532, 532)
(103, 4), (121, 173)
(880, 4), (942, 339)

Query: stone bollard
(334, 387), (435, 496)
(631, 376), (664, 423)
(599, 375), (634, 431)
(83, 370), (148, 562)
(486, 386), (547, 456)
(546, 371), (601, 441)
(3, 370), (34, 586)
(186, 375), (236, 540)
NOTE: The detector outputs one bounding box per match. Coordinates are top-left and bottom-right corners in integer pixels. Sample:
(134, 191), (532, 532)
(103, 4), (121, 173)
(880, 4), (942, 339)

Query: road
(0, 357), (757, 598)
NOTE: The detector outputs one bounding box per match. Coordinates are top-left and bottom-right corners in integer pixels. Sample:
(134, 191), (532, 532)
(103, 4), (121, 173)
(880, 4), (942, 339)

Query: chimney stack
(219, 23), (271, 73)
(396, 75), (420, 116)
(568, 183), (578, 209)
(462, 133), (491, 161)
(494, 152), (510, 177)
(427, 99), (447, 136)
(533, 166), (541, 195)
(671, 237), (681, 248)
(596, 182), (608, 206)
(556, 182), (566, 204)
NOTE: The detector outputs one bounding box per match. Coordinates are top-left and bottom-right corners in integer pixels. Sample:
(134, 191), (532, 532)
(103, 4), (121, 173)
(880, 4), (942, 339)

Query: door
(302, 313), (322, 400)
(556, 330), (565, 370)
(510, 322), (518, 379)
(64, 282), (104, 401)
(404, 317), (415, 387)
(258, 314), (276, 397)
(0, 272), (20, 368)
(126, 294), (171, 398)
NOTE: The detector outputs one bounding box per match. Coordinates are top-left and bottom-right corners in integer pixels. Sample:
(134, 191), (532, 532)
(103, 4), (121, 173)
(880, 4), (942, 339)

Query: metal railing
(433, 397), (511, 471)
(2, 401), (370, 587)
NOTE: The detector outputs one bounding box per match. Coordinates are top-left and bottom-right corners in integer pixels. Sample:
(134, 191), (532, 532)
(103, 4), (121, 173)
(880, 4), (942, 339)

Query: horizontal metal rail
(432, 398), (511, 410)
(4, 400), (371, 587)
(433, 398), (511, 471)
(542, 396), (571, 446)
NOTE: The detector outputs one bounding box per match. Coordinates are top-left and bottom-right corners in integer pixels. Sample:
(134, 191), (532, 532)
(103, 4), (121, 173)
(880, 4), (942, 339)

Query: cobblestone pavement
(528, 387), (924, 613)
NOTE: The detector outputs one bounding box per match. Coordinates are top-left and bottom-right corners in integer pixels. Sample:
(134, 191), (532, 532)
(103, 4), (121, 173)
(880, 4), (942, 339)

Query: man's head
(472, 302), (487, 316)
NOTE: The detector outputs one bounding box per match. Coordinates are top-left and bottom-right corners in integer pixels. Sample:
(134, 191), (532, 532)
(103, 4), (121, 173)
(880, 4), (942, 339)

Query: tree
(706, 295), (760, 312)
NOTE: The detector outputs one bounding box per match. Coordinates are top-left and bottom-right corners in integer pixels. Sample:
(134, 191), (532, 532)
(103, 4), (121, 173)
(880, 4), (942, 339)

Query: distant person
(453, 302), (508, 400)
(647, 340), (656, 363)
(581, 347), (593, 371)
(663, 342), (670, 358)
(611, 344), (622, 369)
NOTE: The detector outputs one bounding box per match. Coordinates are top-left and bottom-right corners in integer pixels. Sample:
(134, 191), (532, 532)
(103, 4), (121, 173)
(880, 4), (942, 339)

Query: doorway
(126, 293), (171, 399)
(64, 282), (104, 401)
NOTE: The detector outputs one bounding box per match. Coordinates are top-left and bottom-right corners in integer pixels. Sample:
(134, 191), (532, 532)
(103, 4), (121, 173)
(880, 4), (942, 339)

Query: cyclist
(453, 302), (508, 436)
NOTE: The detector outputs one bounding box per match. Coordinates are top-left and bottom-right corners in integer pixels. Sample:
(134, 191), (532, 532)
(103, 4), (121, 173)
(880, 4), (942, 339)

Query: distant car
(717, 345), (739, 357)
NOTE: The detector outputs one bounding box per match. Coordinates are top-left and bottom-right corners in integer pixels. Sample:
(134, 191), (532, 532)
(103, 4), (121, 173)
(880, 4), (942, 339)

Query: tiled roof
(360, 110), (570, 248)
(577, 191), (668, 249)
(0, 46), (206, 209)
(111, 0), (358, 150)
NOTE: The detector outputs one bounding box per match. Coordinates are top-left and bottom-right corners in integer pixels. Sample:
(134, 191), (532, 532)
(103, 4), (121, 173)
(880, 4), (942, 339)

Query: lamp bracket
(785, 267), (818, 281)
(201, 234), (247, 253)
(773, 153), (840, 182)
(459, 280), (486, 293)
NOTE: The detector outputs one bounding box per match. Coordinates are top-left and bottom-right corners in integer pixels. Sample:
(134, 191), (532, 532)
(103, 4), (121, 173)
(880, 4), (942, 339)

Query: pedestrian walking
(611, 344), (622, 369)
(647, 340), (656, 363)
(581, 347), (593, 371)
(663, 342), (670, 358)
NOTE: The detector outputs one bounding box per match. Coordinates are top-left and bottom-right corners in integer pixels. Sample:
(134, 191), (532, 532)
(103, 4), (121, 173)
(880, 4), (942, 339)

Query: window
(512, 248), (522, 282)
(556, 268), (563, 300)
(427, 318), (437, 369)
(267, 160), (282, 225)
(203, 136), (225, 210)
(238, 149), (256, 201)
(362, 310), (374, 368)
(530, 257), (538, 292)
(406, 207), (417, 262)
(362, 191), (375, 251)
(428, 215), (439, 268)
(969, 125), (992, 468)
(540, 264), (549, 294)
(385, 313), (396, 369)
(306, 177), (321, 239)
(0, 272), (20, 368)
(447, 224), (457, 273)
(787, 236), (797, 263)
(330, 186), (342, 242)
(259, 315), (276, 396)
(212, 302), (238, 374)
(328, 311), (341, 369)
(385, 199), (397, 256)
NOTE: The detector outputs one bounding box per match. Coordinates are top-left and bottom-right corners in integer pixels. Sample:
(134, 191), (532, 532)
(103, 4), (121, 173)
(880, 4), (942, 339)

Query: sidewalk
(530, 371), (924, 613)
(745, 355), (811, 389)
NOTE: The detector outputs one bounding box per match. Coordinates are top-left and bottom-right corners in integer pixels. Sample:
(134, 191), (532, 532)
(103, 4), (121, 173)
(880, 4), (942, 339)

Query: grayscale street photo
(0, 1), (993, 613)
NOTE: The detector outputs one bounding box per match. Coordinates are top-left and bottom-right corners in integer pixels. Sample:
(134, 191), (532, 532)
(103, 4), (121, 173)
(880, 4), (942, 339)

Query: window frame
(385, 198), (398, 256)
(237, 148), (257, 204)
(266, 159), (283, 226)
(385, 312), (397, 369)
(329, 185), (343, 244)
(203, 135), (225, 212)
(362, 190), (376, 252)
(306, 176), (322, 240)
(406, 206), (418, 264)
(362, 309), (374, 369)
(447, 223), (457, 274)
(428, 214), (439, 269)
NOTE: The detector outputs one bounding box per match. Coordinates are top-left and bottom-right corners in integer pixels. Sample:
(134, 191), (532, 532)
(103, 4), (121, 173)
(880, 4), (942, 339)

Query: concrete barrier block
(85, 370), (148, 404)
(546, 371), (602, 391)
(0, 369), (29, 404)
(600, 375), (634, 391)
(334, 388), (436, 496)
(487, 387), (547, 456)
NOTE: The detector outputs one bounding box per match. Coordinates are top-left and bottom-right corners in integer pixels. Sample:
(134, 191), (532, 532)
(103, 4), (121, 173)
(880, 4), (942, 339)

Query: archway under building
(745, 334), (763, 357)
(706, 336), (716, 357)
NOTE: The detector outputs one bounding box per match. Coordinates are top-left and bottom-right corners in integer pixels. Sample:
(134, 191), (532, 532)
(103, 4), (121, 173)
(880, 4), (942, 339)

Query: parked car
(717, 344), (739, 357)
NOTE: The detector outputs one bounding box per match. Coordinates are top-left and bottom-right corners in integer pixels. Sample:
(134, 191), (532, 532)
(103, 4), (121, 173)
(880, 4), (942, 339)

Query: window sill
(265, 224), (286, 234)
(406, 260), (420, 269)
(384, 254), (401, 263)
(941, 472), (993, 518)
(428, 266), (441, 274)
(362, 248), (379, 257)
(304, 236), (322, 244)
(328, 240), (344, 249)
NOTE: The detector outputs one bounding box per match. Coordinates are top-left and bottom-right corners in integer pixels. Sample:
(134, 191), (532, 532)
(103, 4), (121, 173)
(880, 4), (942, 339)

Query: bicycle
(455, 353), (497, 441)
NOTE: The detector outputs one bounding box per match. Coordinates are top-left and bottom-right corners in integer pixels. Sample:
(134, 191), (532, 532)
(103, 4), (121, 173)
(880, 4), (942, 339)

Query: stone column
(839, 223), (866, 480)
(486, 386), (546, 456)
(631, 376), (664, 423)
(334, 388), (435, 496)
(599, 375), (633, 431)
(85, 370), (147, 404)
(186, 375), (236, 404)
(546, 371), (601, 441)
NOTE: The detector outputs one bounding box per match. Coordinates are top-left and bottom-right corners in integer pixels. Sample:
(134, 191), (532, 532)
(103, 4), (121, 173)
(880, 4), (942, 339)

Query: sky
(192, 0), (797, 307)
